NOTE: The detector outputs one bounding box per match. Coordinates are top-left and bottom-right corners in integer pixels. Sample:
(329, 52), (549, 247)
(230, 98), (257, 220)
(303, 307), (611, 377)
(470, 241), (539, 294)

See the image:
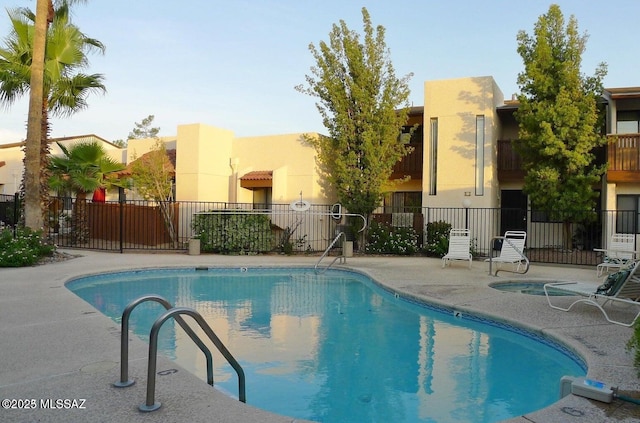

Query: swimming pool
(67, 267), (586, 423)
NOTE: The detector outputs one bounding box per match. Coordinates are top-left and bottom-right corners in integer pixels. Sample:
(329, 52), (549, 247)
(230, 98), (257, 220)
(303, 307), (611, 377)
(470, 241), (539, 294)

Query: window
(383, 192), (422, 213)
(475, 115), (485, 195)
(617, 111), (640, 134)
(617, 195), (640, 234)
(429, 118), (438, 195)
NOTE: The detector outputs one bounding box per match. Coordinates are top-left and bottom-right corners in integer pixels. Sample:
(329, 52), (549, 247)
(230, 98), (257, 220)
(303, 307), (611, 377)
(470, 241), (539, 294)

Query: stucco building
(2, 76), (640, 242)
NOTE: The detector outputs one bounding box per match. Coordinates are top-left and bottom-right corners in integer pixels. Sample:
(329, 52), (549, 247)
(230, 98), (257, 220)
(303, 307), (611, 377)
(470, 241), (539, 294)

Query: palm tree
(0, 0), (103, 231)
(49, 141), (124, 244)
(23, 0), (51, 231)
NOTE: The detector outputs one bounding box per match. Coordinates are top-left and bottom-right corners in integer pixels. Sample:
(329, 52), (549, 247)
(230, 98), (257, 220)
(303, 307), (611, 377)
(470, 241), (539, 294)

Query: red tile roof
(240, 170), (273, 181)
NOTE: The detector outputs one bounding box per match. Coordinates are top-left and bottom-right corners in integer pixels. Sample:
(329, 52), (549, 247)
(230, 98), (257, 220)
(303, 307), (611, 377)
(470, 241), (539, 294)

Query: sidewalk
(0, 250), (639, 422)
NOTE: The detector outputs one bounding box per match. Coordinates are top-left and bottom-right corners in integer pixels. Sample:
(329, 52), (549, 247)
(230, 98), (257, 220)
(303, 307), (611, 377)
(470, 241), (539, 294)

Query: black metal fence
(372, 205), (611, 266)
(3, 195), (635, 266)
(0, 193), (19, 234)
(46, 198), (341, 254)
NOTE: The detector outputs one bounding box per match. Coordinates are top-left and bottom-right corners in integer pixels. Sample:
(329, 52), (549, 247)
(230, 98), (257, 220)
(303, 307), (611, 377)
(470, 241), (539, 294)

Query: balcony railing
(498, 138), (609, 182)
(607, 134), (640, 182)
(391, 142), (423, 179)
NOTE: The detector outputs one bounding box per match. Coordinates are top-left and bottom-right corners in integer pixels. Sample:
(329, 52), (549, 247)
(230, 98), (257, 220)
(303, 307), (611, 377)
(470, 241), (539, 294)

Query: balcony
(607, 134), (640, 182)
(390, 142), (423, 180)
(498, 139), (609, 182)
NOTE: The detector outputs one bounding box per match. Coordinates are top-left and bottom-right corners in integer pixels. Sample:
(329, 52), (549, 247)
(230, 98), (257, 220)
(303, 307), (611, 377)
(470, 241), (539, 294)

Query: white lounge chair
(485, 230), (527, 272)
(543, 261), (640, 327)
(595, 233), (637, 277)
(442, 228), (472, 268)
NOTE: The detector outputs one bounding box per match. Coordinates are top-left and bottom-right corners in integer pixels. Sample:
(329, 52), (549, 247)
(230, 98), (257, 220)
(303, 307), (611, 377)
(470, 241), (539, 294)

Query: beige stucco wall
(422, 76), (503, 210)
(232, 133), (327, 204)
(174, 123), (234, 202)
(126, 137), (176, 163)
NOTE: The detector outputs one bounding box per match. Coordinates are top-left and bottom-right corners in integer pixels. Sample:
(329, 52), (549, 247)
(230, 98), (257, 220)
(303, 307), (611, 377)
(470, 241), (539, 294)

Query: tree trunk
(40, 103), (51, 233)
(23, 0), (51, 230)
(72, 193), (88, 245)
(158, 201), (178, 248)
(563, 220), (573, 251)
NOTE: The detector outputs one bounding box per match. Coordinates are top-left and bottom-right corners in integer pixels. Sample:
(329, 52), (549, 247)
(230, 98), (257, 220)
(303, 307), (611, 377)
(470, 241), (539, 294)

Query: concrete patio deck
(1, 250), (639, 422)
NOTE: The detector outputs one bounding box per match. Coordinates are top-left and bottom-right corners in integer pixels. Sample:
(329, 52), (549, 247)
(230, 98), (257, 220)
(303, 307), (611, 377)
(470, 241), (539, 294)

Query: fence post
(13, 192), (19, 238)
(119, 188), (124, 254)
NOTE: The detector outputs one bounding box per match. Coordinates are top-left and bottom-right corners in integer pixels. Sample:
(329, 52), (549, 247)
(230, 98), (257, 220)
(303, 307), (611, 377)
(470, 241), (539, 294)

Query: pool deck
(1, 250), (639, 423)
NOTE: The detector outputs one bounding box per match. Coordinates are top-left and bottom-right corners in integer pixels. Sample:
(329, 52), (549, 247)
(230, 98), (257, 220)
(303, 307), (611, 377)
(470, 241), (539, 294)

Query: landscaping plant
(424, 221), (452, 257)
(365, 221), (419, 255)
(626, 319), (640, 377)
(0, 228), (55, 267)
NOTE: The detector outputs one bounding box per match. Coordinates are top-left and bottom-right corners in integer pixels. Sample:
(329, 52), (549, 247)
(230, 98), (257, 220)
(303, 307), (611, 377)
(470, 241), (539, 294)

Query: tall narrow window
(475, 115), (485, 195)
(429, 118), (438, 195)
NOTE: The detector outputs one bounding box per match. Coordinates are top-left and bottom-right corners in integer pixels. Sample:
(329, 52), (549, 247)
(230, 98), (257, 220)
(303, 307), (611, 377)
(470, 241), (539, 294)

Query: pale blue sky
(0, 0), (638, 144)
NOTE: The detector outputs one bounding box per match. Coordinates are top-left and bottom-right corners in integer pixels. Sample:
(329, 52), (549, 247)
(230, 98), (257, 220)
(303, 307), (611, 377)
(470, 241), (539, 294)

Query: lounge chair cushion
(596, 270), (630, 296)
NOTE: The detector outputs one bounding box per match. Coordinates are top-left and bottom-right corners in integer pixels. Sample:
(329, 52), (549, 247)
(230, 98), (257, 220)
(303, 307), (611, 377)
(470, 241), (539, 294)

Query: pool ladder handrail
(315, 231), (347, 274)
(487, 236), (530, 276)
(114, 295), (246, 412)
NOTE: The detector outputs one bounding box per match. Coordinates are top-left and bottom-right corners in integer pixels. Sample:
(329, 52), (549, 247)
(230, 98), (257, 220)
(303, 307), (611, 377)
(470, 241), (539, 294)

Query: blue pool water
(67, 267), (586, 423)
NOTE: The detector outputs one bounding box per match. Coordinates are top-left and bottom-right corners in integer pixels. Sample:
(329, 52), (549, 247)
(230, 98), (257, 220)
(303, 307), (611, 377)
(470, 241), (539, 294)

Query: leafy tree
(0, 0), (104, 231)
(515, 4), (607, 249)
(129, 138), (177, 246)
(113, 114), (160, 147)
(296, 7), (413, 222)
(48, 141), (124, 244)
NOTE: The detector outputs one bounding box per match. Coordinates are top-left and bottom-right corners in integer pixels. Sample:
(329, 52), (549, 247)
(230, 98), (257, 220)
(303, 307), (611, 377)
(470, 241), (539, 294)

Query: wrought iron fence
(47, 198), (340, 253)
(38, 196), (637, 266)
(0, 193), (19, 234)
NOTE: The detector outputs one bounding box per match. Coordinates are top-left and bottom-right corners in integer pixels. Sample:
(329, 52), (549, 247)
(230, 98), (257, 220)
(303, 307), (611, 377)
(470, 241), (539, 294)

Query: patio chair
(543, 260), (640, 327)
(442, 228), (472, 268)
(595, 233), (637, 277)
(485, 230), (527, 272)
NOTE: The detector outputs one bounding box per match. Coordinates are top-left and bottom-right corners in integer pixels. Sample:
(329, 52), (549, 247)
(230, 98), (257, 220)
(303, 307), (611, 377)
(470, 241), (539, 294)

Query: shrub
(365, 221), (419, 255)
(0, 228), (55, 267)
(424, 220), (452, 257)
(627, 320), (640, 377)
(192, 211), (274, 254)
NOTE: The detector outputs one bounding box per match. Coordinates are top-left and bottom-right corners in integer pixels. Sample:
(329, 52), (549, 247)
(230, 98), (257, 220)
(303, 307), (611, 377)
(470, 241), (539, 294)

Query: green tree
(0, 0), (102, 231)
(48, 141), (124, 244)
(113, 114), (160, 147)
(129, 138), (177, 246)
(515, 4), (607, 249)
(296, 7), (413, 221)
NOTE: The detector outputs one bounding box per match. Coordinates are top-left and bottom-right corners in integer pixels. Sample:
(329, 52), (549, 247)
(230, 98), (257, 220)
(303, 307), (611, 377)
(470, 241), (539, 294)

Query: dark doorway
(500, 190), (527, 234)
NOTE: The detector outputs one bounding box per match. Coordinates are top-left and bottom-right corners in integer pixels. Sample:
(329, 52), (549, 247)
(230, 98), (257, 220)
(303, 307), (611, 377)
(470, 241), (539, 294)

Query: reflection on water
(68, 268), (585, 423)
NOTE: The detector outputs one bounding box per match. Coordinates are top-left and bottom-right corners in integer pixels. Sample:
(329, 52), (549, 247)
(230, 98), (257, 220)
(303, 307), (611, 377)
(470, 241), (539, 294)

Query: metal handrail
(113, 295), (213, 388)
(488, 236), (530, 276)
(315, 231), (346, 274)
(140, 307), (246, 412)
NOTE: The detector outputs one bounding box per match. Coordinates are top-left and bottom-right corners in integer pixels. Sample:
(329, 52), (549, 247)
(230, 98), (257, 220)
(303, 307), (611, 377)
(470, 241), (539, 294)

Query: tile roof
(240, 170), (273, 181)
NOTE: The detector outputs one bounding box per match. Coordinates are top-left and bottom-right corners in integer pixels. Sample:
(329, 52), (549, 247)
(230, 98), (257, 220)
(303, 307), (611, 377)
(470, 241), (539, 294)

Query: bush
(627, 320), (640, 377)
(365, 221), (419, 255)
(0, 228), (55, 267)
(424, 220), (452, 257)
(192, 211), (274, 254)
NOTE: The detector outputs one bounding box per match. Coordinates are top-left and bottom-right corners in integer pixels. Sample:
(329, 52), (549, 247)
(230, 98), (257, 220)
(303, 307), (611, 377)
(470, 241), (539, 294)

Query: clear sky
(0, 0), (638, 144)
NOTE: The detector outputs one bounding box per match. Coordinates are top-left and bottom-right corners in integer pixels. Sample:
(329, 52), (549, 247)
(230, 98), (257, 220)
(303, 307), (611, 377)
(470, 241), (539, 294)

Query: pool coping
(1, 251), (639, 422)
